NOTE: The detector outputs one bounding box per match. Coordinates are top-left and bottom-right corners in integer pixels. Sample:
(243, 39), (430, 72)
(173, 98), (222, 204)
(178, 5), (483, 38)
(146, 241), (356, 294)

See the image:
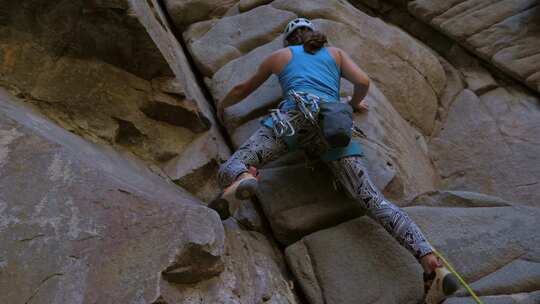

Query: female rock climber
(209, 18), (458, 303)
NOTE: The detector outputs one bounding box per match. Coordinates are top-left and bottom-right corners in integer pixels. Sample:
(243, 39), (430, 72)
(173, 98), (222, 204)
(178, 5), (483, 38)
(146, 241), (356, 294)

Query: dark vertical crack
(148, 2), (307, 303)
(150, 4), (308, 303)
(154, 0), (236, 150)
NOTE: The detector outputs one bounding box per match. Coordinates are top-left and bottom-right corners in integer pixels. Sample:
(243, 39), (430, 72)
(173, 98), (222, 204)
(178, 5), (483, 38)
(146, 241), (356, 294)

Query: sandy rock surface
(0, 0), (539, 303)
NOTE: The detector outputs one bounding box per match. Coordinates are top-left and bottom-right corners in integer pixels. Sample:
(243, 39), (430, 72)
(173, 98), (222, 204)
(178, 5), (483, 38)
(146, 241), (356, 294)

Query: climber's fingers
(358, 99), (369, 111)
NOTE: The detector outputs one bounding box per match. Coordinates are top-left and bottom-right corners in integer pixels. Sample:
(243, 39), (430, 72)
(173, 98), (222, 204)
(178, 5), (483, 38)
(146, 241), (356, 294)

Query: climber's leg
(218, 126), (288, 188)
(326, 155), (433, 260)
(210, 126), (288, 219)
(326, 155), (459, 303)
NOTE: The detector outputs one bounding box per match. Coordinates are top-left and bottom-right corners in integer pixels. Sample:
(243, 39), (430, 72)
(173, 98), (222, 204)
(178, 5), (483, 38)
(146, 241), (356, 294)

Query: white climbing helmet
(283, 18), (315, 44)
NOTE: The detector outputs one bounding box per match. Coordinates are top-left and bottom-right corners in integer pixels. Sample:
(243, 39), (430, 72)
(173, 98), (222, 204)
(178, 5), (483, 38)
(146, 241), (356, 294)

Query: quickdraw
(271, 91), (368, 141)
(269, 90), (321, 139)
(289, 89), (320, 125)
(269, 108), (295, 137)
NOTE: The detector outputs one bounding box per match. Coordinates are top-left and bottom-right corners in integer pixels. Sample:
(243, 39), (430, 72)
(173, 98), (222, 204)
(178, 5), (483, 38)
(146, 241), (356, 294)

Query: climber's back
(278, 45), (340, 102)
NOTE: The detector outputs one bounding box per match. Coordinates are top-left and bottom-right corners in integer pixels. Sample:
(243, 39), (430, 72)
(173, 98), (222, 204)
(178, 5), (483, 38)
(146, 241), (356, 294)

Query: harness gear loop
(289, 90), (366, 141)
(289, 90), (320, 125)
(269, 90), (321, 139)
(269, 109), (295, 138)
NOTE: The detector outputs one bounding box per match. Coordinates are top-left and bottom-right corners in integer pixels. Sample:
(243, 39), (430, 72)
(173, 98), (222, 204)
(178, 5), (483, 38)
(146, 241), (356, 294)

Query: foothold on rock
(407, 190), (512, 208)
(140, 100), (211, 133)
(162, 243), (225, 284)
(113, 117), (146, 145)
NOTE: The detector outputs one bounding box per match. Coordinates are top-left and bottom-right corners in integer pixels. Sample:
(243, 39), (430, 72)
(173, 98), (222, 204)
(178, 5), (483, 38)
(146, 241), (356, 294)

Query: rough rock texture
(130, 0), (232, 202)
(406, 190), (512, 208)
(0, 89), (225, 303)
(286, 216), (424, 304)
(0, 2), (299, 303)
(187, 5), (296, 77)
(430, 88), (540, 207)
(257, 162), (365, 245)
(0, 0), (171, 81)
(344, 0), (540, 207)
(163, 132), (228, 203)
(2, 0), (539, 303)
(445, 290), (540, 304)
(180, 1), (540, 303)
(164, 0), (240, 30)
(157, 221), (298, 304)
(453, 259), (540, 297)
(180, 0), (540, 303)
(408, 0), (540, 94)
(0, 0), (231, 203)
(286, 199), (540, 304)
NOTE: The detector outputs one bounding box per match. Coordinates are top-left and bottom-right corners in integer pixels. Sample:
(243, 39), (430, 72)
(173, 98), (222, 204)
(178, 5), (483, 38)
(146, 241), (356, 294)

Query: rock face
(0, 0), (232, 202)
(164, 0), (240, 30)
(1, 0), (540, 303)
(0, 2), (298, 303)
(256, 82), (440, 245)
(158, 221), (298, 304)
(286, 196), (540, 304)
(0, 88), (297, 304)
(409, 0), (540, 94)
(345, 0), (540, 207)
(178, 0), (540, 303)
(187, 5), (296, 77)
(430, 87), (540, 206)
(0, 0), (172, 81)
(0, 90), (224, 303)
(446, 291), (540, 304)
(0, 0), (207, 163)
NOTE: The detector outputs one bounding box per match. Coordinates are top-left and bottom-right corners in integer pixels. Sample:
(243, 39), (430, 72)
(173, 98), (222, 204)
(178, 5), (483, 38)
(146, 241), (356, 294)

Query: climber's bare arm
(217, 52), (280, 122)
(329, 47), (370, 111)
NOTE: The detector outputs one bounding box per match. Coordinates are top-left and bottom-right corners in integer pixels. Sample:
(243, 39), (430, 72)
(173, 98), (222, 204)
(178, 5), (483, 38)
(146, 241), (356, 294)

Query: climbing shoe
(208, 171), (258, 220)
(423, 265), (460, 304)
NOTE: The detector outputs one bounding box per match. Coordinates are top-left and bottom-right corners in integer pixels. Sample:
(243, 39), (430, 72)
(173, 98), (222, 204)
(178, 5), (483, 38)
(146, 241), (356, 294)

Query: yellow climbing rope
(432, 249), (485, 304)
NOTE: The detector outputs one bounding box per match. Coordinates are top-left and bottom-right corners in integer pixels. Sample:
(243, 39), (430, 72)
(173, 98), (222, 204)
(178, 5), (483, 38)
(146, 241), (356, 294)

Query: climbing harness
(433, 249), (485, 304)
(267, 91), (364, 162)
(289, 89), (320, 125)
(269, 108), (295, 137)
(268, 90), (321, 139)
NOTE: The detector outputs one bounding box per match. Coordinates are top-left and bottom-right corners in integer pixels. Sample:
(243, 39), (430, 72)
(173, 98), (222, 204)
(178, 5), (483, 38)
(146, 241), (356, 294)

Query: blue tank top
(261, 45), (363, 160)
(278, 45), (341, 106)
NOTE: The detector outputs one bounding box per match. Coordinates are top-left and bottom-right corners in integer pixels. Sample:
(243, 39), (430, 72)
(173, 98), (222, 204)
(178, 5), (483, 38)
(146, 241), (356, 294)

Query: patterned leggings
(218, 111), (433, 260)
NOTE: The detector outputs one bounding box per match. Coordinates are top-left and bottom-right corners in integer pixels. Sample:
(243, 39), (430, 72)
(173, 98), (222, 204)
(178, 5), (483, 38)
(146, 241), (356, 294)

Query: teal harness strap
(283, 134), (299, 151)
(262, 92), (364, 161)
(320, 140), (363, 162)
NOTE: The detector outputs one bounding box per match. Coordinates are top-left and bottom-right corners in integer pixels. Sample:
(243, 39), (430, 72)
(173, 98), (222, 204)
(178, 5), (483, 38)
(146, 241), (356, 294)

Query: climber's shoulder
(260, 48), (292, 75)
(326, 46), (343, 67)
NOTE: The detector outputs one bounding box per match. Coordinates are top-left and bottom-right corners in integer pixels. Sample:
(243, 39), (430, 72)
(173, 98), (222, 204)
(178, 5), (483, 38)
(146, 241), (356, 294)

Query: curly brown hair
(286, 28), (328, 54)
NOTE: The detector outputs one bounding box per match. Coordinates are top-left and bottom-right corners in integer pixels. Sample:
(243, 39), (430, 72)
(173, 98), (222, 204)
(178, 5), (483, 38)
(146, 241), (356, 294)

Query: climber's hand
(357, 99), (369, 112)
(347, 96), (369, 112)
